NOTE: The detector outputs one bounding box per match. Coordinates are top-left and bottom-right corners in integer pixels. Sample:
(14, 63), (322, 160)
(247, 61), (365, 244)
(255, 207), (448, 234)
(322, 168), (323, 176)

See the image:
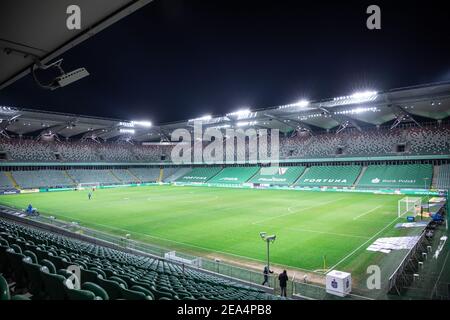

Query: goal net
(398, 197), (422, 218)
(77, 182), (100, 190)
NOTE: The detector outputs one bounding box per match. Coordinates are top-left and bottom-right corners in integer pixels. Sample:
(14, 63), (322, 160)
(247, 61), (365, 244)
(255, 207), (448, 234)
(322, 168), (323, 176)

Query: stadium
(0, 0), (449, 304)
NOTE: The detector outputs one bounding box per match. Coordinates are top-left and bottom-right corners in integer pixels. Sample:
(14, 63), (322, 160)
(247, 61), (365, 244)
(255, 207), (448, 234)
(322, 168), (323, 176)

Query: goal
(398, 197), (422, 218)
(77, 182), (100, 190)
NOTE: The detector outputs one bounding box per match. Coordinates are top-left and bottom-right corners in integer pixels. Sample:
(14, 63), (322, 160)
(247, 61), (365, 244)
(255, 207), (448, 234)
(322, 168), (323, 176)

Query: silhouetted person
(279, 270), (288, 297)
(262, 265), (273, 286)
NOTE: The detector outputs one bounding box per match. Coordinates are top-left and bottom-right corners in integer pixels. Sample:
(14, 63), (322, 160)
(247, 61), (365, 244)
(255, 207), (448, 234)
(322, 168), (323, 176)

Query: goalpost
(398, 197), (422, 218)
(77, 182), (100, 190)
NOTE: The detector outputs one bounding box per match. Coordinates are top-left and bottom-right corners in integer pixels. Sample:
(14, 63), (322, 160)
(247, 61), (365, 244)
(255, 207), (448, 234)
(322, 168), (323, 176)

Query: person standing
(279, 270), (288, 297)
(261, 265), (273, 286)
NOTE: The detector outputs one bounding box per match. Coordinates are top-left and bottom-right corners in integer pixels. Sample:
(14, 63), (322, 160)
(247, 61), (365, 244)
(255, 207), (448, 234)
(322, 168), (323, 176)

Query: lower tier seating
(435, 164), (450, 190)
(0, 218), (281, 300)
(208, 167), (259, 184)
(295, 165), (361, 187)
(248, 166), (306, 185)
(357, 164), (433, 189)
(175, 167), (223, 183)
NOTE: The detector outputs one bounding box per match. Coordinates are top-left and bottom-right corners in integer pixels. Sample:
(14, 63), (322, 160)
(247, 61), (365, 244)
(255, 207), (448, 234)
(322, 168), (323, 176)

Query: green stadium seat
(208, 167), (259, 184)
(81, 282), (109, 300)
(175, 167), (222, 183)
(96, 277), (124, 300)
(357, 164), (433, 189)
(120, 287), (152, 300)
(295, 165), (361, 187)
(40, 268), (66, 300)
(0, 274), (10, 300)
(249, 166), (305, 185)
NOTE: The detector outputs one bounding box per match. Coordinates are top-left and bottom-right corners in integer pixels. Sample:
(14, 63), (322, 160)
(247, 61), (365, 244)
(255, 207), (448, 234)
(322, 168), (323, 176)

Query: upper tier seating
(0, 123), (449, 163)
(55, 141), (100, 162)
(175, 167), (223, 183)
(0, 218), (281, 300)
(0, 139), (55, 161)
(208, 167), (259, 184)
(357, 164), (433, 189)
(295, 165), (361, 187)
(248, 166), (306, 185)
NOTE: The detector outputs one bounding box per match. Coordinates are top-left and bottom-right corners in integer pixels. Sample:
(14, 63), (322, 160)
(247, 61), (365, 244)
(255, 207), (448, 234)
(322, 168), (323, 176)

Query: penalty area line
(352, 205), (383, 220)
(253, 197), (346, 225)
(328, 215), (401, 271)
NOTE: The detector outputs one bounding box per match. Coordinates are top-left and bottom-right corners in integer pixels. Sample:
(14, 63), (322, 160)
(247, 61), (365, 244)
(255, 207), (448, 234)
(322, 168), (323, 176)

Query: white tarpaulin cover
(366, 236), (421, 253)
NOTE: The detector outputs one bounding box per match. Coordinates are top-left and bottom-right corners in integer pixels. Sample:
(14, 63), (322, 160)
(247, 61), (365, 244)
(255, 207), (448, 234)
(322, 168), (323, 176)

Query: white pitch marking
(329, 214), (401, 270)
(281, 226), (370, 240)
(252, 197), (346, 225)
(352, 205), (383, 220)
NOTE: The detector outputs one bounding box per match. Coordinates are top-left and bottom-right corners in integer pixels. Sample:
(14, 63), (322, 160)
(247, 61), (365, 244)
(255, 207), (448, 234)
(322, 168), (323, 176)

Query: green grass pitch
(0, 185), (421, 280)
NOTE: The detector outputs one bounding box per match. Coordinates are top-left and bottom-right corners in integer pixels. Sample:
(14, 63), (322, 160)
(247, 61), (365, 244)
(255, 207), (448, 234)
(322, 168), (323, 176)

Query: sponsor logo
(371, 178), (380, 184)
(331, 279), (338, 289)
(303, 178), (348, 183)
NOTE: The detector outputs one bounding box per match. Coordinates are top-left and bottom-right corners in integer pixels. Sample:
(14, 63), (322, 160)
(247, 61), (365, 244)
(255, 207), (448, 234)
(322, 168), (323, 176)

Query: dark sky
(1, 0), (450, 124)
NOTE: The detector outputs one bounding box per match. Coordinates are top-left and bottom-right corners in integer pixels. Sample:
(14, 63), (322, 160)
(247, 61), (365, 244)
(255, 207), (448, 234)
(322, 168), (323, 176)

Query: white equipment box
(326, 270), (352, 297)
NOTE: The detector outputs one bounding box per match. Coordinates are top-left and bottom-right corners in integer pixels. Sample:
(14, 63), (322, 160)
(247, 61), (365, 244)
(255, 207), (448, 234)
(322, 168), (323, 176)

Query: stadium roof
(0, 0), (153, 90)
(1, 81), (450, 142)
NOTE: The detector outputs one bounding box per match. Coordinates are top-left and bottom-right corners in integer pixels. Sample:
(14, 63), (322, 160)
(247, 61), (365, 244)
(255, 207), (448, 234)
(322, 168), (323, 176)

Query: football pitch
(0, 185), (421, 279)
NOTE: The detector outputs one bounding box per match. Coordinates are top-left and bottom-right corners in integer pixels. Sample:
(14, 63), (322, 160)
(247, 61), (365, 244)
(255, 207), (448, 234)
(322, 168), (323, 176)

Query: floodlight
(189, 115), (212, 122)
(294, 99), (310, 108)
(212, 124), (231, 129)
(260, 232), (267, 239)
(131, 121), (152, 127)
(119, 128), (135, 134)
(350, 90), (378, 100)
(266, 235), (276, 242)
(31, 58), (89, 90)
(226, 108), (251, 117)
(236, 121), (257, 127)
(330, 90), (378, 106)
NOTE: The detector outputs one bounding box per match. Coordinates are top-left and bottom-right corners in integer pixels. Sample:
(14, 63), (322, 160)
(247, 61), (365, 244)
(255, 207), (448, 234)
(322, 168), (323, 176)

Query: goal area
(77, 182), (100, 190)
(398, 197), (422, 218)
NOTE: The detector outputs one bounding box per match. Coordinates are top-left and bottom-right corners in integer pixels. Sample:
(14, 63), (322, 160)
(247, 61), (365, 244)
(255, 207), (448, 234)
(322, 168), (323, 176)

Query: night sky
(1, 0), (449, 124)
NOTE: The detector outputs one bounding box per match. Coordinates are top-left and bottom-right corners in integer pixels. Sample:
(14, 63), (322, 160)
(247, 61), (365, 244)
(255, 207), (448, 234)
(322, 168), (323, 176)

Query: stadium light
(277, 99), (310, 110)
(226, 108), (251, 117)
(330, 90), (378, 106)
(119, 128), (135, 134)
(294, 99), (310, 108)
(131, 120), (152, 127)
(236, 121), (257, 127)
(260, 232), (276, 274)
(350, 90), (378, 100)
(212, 124), (231, 129)
(188, 115), (212, 122)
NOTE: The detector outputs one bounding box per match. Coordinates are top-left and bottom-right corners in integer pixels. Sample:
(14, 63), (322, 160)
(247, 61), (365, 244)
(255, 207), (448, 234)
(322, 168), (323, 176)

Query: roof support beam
(263, 113), (313, 134)
(319, 107), (362, 133)
(389, 105), (422, 129)
(0, 113), (21, 138)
